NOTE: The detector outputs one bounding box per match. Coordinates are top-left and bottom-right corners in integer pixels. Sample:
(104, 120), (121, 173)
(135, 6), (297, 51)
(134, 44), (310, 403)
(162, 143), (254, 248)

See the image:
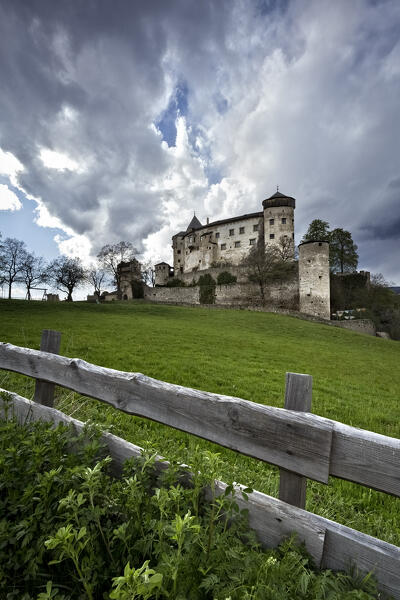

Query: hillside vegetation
(1, 299), (399, 547)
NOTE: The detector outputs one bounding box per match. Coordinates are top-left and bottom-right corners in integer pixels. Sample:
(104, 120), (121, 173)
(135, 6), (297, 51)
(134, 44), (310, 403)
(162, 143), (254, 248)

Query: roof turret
(186, 214), (202, 231)
(262, 190), (296, 210)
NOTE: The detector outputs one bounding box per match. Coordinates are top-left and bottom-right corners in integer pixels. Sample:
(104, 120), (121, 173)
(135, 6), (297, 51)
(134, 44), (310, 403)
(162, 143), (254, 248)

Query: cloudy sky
(1, 0), (399, 291)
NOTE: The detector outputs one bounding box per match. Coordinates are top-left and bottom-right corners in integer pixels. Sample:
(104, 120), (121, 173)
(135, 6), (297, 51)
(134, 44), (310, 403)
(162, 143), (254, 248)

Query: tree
(86, 265), (107, 297)
(302, 219), (330, 242)
(48, 256), (86, 302)
(276, 235), (296, 262)
(20, 253), (47, 300)
(241, 242), (296, 304)
(302, 220), (359, 273)
(141, 262), (155, 287)
(329, 228), (358, 273)
(97, 241), (137, 298)
(0, 237), (27, 299)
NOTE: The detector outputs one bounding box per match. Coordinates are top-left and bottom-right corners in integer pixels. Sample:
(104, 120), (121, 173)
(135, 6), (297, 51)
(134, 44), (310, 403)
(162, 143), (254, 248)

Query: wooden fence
(0, 330), (399, 598)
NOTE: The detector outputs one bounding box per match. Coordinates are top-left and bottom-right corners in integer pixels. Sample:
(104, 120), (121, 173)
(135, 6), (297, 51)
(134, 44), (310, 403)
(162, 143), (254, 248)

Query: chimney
(207, 217), (209, 225)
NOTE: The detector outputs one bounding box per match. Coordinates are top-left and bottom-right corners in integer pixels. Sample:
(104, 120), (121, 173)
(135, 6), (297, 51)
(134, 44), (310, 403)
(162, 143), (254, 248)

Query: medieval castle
(150, 190), (331, 320)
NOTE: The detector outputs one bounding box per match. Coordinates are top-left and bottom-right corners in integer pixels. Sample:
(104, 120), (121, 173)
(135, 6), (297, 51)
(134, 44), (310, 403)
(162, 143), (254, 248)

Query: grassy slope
(1, 299), (399, 546)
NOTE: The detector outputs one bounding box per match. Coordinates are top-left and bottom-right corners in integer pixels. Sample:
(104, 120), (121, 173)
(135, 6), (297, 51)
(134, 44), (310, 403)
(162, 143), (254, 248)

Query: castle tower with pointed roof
(262, 190), (295, 257)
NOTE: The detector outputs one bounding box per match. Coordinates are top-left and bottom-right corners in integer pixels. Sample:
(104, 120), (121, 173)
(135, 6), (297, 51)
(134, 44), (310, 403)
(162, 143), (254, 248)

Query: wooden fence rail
(0, 334), (400, 598)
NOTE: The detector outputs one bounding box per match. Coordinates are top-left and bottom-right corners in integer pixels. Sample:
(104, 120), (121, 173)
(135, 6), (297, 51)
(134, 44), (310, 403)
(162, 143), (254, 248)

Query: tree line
(0, 235), (152, 301)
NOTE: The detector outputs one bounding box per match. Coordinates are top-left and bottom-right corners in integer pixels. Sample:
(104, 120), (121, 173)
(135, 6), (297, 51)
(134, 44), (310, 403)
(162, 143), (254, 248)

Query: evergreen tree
(329, 228), (359, 273)
(302, 219), (330, 242)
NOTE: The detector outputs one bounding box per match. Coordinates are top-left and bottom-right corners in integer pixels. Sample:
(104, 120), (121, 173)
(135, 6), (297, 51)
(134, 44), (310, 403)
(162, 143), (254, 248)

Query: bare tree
(86, 265), (107, 297)
(97, 241), (137, 298)
(276, 235), (296, 262)
(242, 241), (296, 304)
(141, 261), (155, 287)
(47, 256), (86, 302)
(0, 237), (27, 299)
(20, 253), (47, 300)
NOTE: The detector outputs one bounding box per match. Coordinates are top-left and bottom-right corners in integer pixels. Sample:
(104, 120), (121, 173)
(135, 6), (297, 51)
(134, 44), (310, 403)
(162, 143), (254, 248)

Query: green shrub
(166, 278), (185, 287)
(197, 274), (216, 304)
(0, 417), (380, 600)
(217, 271), (237, 285)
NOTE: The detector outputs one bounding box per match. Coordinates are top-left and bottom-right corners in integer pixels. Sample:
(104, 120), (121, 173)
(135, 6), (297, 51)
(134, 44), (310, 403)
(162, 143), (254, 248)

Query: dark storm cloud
(1, 0), (400, 283)
(359, 178), (400, 241)
(0, 0), (231, 252)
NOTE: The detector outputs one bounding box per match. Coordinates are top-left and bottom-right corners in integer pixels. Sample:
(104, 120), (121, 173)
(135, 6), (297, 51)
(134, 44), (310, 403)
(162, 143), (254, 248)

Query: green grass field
(1, 299), (399, 547)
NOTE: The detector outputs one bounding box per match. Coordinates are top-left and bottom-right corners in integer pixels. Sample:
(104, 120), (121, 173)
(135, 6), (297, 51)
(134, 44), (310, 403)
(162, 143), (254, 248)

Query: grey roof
(266, 191), (296, 201)
(180, 211), (263, 238)
(186, 215), (203, 231)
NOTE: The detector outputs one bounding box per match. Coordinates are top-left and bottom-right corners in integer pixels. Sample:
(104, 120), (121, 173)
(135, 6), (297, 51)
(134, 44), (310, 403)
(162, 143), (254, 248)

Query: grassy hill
(1, 299), (399, 546)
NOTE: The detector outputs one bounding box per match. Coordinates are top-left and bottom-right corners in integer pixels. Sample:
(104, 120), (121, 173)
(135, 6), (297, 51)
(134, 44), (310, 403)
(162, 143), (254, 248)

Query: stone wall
(144, 279), (299, 310)
(144, 285), (200, 304)
(333, 319), (376, 336)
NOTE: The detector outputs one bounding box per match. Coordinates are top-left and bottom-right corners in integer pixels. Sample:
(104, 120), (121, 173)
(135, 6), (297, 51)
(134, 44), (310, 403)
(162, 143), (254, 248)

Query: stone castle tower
(298, 240), (330, 319)
(262, 191), (295, 255)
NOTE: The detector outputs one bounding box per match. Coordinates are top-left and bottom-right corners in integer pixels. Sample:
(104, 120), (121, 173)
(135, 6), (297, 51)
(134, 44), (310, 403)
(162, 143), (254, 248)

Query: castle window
(253, 224), (258, 232)
(292, 233), (294, 239)
(249, 238), (256, 245)
(269, 234), (275, 239)
(282, 218), (286, 224)
(239, 226), (245, 234)
(188, 236), (192, 243)
(177, 250), (181, 254)
(269, 218), (274, 226)
(221, 243), (226, 250)
(229, 229), (234, 236)
(234, 241), (241, 248)
(216, 232), (220, 238)
(178, 259), (180, 263)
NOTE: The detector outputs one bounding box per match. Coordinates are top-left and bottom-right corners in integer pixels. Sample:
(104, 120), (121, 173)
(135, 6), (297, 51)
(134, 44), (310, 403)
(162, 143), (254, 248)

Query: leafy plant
(217, 271), (237, 285)
(0, 417), (381, 600)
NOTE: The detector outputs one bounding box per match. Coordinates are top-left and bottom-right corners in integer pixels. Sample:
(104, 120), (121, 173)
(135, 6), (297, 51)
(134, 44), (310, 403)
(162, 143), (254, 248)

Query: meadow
(1, 299), (399, 547)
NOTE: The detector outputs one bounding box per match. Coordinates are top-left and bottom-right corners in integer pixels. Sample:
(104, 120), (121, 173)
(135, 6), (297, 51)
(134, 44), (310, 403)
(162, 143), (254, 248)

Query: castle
(152, 190), (332, 320)
(155, 190), (295, 284)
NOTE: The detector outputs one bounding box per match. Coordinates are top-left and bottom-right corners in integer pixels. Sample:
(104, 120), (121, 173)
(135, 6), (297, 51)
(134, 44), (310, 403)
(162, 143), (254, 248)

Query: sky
(0, 0), (399, 299)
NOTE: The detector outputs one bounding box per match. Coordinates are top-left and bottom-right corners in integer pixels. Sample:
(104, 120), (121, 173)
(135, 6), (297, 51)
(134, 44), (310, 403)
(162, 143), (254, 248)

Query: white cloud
(0, 184), (22, 211)
(0, 148), (24, 187)
(39, 147), (83, 172)
(54, 232), (93, 264)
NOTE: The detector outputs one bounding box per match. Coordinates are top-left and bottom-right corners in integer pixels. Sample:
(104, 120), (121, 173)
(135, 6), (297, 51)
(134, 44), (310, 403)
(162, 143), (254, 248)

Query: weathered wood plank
(279, 372), (313, 508)
(0, 343), (333, 482)
(34, 330), (62, 407)
(319, 523), (400, 599)
(1, 342), (400, 496)
(2, 390), (400, 599)
(330, 422), (400, 497)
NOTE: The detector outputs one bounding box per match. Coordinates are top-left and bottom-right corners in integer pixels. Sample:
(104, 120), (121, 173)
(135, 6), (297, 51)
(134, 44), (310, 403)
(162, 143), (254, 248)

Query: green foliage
(302, 219), (330, 242)
(331, 272), (400, 339)
(302, 220), (359, 273)
(329, 228), (359, 273)
(0, 418), (381, 599)
(197, 273), (216, 304)
(217, 271), (237, 285)
(1, 300), (400, 548)
(166, 278), (185, 287)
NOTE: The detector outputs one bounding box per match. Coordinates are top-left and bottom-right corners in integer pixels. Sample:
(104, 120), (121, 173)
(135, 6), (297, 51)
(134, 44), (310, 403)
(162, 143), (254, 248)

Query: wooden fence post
(279, 372), (313, 509)
(34, 329), (62, 407)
